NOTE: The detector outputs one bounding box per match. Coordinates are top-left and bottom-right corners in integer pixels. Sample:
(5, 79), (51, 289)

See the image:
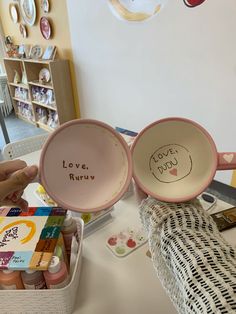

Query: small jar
(21, 269), (47, 290)
(44, 256), (69, 289)
(0, 270), (24, 290)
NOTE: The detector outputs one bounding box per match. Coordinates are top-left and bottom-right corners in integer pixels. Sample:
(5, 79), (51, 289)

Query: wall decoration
(39, 68), (51, 84)
(41, 0), (50, 13)
(183, 0), (206, 7)
(9, 3), (19, 24)
(19, 0), (36, 26)
(30, 45), (43, 59)
(19, 23), (28, 38)
(40, 17), (52, 40)
(108, 0), (167, 22)
(42, 46), (56, 60)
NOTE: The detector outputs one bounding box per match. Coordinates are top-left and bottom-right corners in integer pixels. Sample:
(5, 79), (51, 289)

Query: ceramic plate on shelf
(19, 0), (36, 26)
(40, 17), (52, 40)
(39, 68), (51, 83)
(30, 45), (43, 59)
(41, 0), (50, 13)
(9, 4), (19, 23)
(39, 119), (133, 213)
(19, 23), (28, 38)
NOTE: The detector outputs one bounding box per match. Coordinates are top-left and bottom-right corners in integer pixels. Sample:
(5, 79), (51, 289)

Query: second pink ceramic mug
(131, 117), (236, 203)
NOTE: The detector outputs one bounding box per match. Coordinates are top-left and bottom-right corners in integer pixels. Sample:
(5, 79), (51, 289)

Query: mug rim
(131, 117), (218, 202)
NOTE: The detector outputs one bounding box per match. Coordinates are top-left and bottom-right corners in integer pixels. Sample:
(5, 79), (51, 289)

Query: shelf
(4, 58), (76, 131)
(32, 101), (57, 111)
(13, 97), (31, 105)
(36, 121), (55, 132)
(9, 82), (29, 89)
(16, 113), (35, 125)
(29, 81), (53, 89)
(4, 57), (51, 64)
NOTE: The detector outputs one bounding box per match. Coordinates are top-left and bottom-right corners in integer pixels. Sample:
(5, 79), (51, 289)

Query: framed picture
(30, 45), (43, 59)
(42, 45), (56, 60)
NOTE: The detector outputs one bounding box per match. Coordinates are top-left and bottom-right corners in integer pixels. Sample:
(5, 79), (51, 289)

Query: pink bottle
(21, 269), (47, 289)
(0, 270), (24, 290)
(44, 256), (69, 289)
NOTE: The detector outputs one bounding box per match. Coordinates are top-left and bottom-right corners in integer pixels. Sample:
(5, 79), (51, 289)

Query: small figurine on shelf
(13, 70), (21, 84)
(21, 70), (27, 85)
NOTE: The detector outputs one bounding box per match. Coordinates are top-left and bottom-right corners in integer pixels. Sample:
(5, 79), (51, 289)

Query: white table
(21, 150), (236, 314)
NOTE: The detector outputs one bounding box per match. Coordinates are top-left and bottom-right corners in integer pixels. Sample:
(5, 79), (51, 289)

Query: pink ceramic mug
(131, 117), (236, 203)
(39, 119), (132, 213)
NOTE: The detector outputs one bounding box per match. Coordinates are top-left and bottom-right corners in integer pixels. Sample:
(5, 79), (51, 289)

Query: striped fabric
(139, 197), (236, 314)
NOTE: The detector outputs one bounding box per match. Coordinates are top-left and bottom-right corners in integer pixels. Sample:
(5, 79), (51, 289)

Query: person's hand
(0, 159), (38, 210)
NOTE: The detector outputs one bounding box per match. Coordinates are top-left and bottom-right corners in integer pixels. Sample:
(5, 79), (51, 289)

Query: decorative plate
(30, 45), (43, 59)
(183, 0), (206, 7)
(40, 17), (52, 40)
(108, 0), (166, 22)
(9, 4), (18, 23)
(19, 0), (36, 26)
(39, 68), (51, 83)
(19, 23), (28, 38)
(41, 0), (50, 13)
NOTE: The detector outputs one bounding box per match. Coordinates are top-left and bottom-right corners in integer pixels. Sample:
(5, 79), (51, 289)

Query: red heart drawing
(169, 168), (177, 176)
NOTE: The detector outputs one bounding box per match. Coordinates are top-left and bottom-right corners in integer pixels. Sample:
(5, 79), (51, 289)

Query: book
(0, 206), (66, 270)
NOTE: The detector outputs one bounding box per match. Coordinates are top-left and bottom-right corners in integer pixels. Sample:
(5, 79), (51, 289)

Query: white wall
(67, 0), (236, 184)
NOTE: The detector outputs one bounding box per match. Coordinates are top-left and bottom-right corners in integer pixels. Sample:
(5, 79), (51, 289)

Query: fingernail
(24, 165), (38, 178)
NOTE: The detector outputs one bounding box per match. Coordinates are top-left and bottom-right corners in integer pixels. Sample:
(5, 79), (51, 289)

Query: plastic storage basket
(0, 218), (84, 314)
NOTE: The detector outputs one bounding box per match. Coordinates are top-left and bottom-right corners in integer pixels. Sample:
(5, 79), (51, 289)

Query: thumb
(0, 165), (38, 200)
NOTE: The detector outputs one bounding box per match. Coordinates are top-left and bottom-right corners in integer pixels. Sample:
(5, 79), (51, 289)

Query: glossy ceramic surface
(40, 119), (132, 213)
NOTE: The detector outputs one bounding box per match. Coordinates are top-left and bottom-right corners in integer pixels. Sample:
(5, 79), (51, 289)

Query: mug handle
(217, 152), (236, 170)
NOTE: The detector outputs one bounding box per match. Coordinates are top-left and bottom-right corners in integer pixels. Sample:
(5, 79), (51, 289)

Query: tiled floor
(0, 111), (47, 152)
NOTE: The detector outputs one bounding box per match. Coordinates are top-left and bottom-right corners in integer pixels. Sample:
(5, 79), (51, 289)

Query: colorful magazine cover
(0, 206), (66, 270)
